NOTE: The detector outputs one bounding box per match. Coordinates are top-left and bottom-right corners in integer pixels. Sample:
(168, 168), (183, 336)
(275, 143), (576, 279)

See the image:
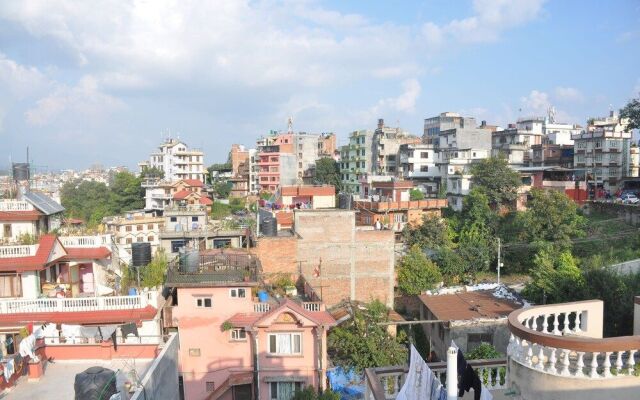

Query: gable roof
(23, 192), (65, 215)
(183, 179), (204, 187)
(172, 190), (193, 200)
(0, 210), (43, 222)
(63, 247), (111, 260)
(198, 196), (213, 205)
(0, 235), (67, 272)
(227, 299), (336, 329)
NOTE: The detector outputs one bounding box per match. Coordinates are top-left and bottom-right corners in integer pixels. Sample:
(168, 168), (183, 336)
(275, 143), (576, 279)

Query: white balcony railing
(302, 302), (322, 312)
(0, 201), (34, 212)
(59, 234), (112, 248)
(0, 245), (38, 258)
(254, 303), (270, 313)
(0, 292), (158, 314)
(508, 300), (640, 379)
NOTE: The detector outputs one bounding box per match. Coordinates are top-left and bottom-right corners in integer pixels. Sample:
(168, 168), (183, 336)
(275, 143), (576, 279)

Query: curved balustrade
(508, 300), (640, 379)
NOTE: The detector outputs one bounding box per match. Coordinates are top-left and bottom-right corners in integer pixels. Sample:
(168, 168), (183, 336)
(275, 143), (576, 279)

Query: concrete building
(492, 118), (545, 168)
(573, 111), (631, 193)
(630, 146), (640, 177)
(531, 144), (574, 168)
(104, 211), (164, 256)
(164, 250), (335, 400)
(423, 112), (478, 144)
(318, 132), (337, 158)
(419, 288), (523, 359)
(229, 144), (252, 197)
(253, 209), (395, 308)
(398, 143), (441, 196)
(293, 133), (321, 183)
(340, 130), (375, 194)
(439, 148), (490, 211)
(0, 193), (65, 244)
(256, 143), (297, 193)
(138, 138), (206, 182)
(372, 119), (421, 175)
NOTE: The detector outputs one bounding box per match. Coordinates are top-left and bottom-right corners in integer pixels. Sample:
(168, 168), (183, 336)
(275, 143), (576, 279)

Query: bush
(397, 245), (442, 295)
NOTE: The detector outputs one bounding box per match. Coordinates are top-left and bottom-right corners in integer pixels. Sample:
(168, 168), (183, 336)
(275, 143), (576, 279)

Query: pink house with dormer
(164, 250), (336, 400)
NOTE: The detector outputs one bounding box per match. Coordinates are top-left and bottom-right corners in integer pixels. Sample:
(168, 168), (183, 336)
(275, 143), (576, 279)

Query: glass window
(147, 224), (154, 229)
(230, 288), (246, 298)
(270, 382), (302, 400)
(420, 152), (429, 159)
(170, 217), (177, 222)
(268, 333), (302, 355)
(196, 297), (212, 308)
(171, 240), (186, 253)
(125, 226), (132, 232)
(191, 217), (198, 222)
(231, 329), (247, 341)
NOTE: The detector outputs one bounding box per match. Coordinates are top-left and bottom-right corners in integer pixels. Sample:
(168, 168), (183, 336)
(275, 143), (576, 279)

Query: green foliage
(221, 321), (234, 331)
(470, 156), (521, 207)
(516, 189), (586, 248)
(211, 202), (232, 220)
(229, 197), (246, 213)
(314, 157), (341, 189)
(17, 233), (38, 245)
(409, 188), (425, 201)
(397, 245), (442, 295)
(437, 180), (447, 199)
(522, 246), (585, 304)
(465, 343), (502, 360)
(140, 166), (164, 179)
(620, 96), (640, 130)
(327, 300), (408, 371)
(213, 181), (232, 198)
(433, 248), (466, 284)
(61, 171), (144, 227)
(208, 161), (232, 174)
(141, 249), (168, 288)
(403, 215), (454, 250)
(410, 324), (430, 360)
(460, 188), (496, 231)
(292, 387), (341, 400)
(457, 224), (495, 278)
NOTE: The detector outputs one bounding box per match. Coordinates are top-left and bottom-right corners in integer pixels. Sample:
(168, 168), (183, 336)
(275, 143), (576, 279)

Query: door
(232, 384), (252, 400)
(69, 265), (80, 297)
(79, 264), (94, 294)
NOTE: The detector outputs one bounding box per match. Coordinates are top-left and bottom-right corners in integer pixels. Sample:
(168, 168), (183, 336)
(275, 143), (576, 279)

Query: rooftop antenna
(287, 116), (293, 134)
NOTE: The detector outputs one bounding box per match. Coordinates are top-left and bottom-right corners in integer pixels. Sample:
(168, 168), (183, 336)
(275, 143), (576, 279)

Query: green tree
(314, 157), (341, 189)
(434, 248), (466, 283)
(397, 245), (442, 295)
(516, 189), (586, 248)
(466, 343), (502, 360)
(403, 215), (454, 250)
(211, 202), (231, 220)
(470, 156), (521, 207)
(620, 96), (640, 130)
(457, 224), (495, 278)
(213, 181), (232, 198)
(522, 246), (585, 304)
(109, 171), (145, 213)
(141, 249), (168, 288)
(327, 300), (408, 371)
(140, 166), (164, 179)
(292, 387), (341, 400)
(409, 188), (425, 201)
(460, 188), (496, 231)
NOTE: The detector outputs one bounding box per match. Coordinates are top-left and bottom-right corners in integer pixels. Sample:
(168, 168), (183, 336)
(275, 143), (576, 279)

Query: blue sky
(0, 0), (638, 170)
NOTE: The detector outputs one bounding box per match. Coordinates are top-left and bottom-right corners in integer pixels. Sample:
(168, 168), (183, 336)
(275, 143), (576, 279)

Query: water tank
(260, 217), (277, 236)
(258, 290), (268, 302)
(128, 287), (138, 296)
(74, 366), (117, 400)
(131, 242), (152, 267)
(179, 249), (200, 273)
(12, 163), (30, 181)
(338, 193), (352, 209)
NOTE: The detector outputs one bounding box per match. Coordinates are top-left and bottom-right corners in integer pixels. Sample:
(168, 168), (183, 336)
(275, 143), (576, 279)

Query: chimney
(481, 120), (487, 127)
(378, 119), (384, 129)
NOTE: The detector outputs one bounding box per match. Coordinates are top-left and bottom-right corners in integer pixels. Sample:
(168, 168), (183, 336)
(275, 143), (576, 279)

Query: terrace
(165, 251), (260, 287)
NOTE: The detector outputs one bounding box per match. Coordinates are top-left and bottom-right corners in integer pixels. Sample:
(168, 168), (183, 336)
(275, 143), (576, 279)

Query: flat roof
(419, 290), (521, 321)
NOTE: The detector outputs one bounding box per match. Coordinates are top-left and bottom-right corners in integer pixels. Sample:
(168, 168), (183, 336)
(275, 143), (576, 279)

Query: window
(137, 225), (143, 231)
(0, 274), (22, 297)
(137, 237), (144, 243)
(393, 214), (405, 223)
(189, 348), (201, 357)
(420, 166), (429, 172)
(467, 333), (493, 351)
(171, 240), (186, 253)
(147, 235), (154, 242)
(420, 152), (429, 159)
(206, 382), (215, 392)
(268, 333), (302, 355)
(125, 226), (132, 232)
(230, 288), (246, 298)
(270, 382), (303, 400)
(196, 297), (212, 308)
(126, 238), (133, 244)
(191, 217), (198, 222)
(231, 328), (247, 341)
(170, 217), (177, 222)
(147, 223), (154, 230)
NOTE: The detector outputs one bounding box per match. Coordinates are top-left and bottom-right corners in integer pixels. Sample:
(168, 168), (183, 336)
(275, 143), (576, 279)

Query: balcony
(0, 244), (37, 258)
(166, 252), (260, 287)
(59, 234), (111, 248)
(0, 291), (158, 314)
(0, 200), (34, 212)
(364, 358), (508, 400)
(507, 299), (640, 400)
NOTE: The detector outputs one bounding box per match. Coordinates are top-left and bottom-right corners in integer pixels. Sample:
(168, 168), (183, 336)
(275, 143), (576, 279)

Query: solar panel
(23, 192), (65, 215)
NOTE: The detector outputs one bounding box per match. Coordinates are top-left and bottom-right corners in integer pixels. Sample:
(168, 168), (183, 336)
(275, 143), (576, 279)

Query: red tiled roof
(0, 210), (43, 222)
(63, 247), (111, 260)
(199, 196), (213, 205)
(0, 305), (158, 326)
(183, 179), (204, 187)
(227, 299), (336, 328)
(281, 186), (335, 197)
(275, 211), (293, 227)
(0, 234), (65, 272)
(418, 290), (521, 321)
(173, 189), (192, 200)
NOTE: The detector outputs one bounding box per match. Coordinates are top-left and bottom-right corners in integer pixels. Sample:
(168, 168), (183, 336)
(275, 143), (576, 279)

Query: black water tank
(131, 242), (152, 267)
(261, 217), (277, 236)
(12, 163), (30, 181)
(74, 366), (117, 400)
(338, 193), (351, 209)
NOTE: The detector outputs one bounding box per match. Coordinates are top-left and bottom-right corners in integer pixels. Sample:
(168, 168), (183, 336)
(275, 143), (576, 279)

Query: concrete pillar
(447, 346), (458, 400)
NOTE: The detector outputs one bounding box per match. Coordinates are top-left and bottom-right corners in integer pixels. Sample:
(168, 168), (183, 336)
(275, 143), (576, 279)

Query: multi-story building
(256, 145), (297, 193)
(138, 138), (206, 182)
(531, 144), (574, 168)
(573, 111), (631, 193)
(104, 211), (164, 257)
(398, 143), (441, 196)
(439, 148), (491, 211)
(340, 130), (375, 194)
(492, 118), (545, 167)
(164, 250), (335, 400)
(0, 193), (65, 244)
(293, 133), (321, 183)
(372, 119), (421, 175)
(318, 132), (337, 157)
(423, 112), (478, 144)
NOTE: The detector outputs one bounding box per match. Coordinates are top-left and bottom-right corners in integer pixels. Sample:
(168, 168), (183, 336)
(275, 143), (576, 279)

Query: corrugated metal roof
(23, 192), (65, 215)
(418, 290), (521, 321)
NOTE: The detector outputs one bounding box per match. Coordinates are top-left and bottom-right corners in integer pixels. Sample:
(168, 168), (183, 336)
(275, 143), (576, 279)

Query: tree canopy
(620, 96), (640, 131)
(327, 300), (408, 371)
(314, 157), (341, 189)
(403, 215), (454, 251)
(470, 156), (521, 207)
(397, 245), (442, 295)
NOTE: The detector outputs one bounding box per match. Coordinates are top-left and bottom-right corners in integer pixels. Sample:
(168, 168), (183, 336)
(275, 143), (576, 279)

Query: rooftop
(165, 250), (260, 287)
(419, 288), (522, 321)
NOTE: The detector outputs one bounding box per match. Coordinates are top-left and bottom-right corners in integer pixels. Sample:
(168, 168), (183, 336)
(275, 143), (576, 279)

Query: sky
(0, 0), (639, 170)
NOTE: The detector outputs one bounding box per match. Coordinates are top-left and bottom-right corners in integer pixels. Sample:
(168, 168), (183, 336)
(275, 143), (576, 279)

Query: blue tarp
(327, 367), (365, 399)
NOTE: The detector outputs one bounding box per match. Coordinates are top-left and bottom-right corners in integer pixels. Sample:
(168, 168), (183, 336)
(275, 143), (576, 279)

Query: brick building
(253, 210), (395, 308)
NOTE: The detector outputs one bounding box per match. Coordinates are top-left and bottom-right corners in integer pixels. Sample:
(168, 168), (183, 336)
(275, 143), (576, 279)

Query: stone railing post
(447, 346), (458, 400)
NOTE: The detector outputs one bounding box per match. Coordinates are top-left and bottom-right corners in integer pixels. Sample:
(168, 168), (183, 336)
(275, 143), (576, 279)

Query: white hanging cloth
(396, 344), (432, 400)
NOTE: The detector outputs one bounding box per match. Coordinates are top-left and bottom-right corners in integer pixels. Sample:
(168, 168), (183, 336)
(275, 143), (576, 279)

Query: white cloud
(421, 0), (546, 46)
(0, 53), (48, 99)
(25, 76), (125, 126)
(554, 86), (584, 103)
(520, 90), (551, 115)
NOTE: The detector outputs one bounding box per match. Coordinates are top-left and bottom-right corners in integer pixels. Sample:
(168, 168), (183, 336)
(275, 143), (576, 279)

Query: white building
(439, 148), (490, 211)
(398, 143), (441, 197)
(103, 211), (164, 257)
(138, 138), (206, 183)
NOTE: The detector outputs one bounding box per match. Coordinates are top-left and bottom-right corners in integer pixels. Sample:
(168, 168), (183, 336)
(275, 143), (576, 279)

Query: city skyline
(0, 0), (639, 169)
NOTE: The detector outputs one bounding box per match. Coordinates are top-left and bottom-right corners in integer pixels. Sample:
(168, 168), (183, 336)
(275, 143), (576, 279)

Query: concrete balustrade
(0, 244), (38, 258)
(59, 234), (112, 247)
(0, 291), (159, 314)
(0, 200), (34, 211)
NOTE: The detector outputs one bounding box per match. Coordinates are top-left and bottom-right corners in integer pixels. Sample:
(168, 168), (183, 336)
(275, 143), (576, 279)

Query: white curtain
(277, 334), (292, 354)
(278, 382), (294, 400)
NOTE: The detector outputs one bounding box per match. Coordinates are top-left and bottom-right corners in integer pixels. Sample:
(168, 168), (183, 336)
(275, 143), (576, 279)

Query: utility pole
(497, 238), (502, 285)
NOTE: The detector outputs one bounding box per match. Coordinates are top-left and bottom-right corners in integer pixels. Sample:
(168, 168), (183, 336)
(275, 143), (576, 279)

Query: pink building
(165, 250), (336, 400)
